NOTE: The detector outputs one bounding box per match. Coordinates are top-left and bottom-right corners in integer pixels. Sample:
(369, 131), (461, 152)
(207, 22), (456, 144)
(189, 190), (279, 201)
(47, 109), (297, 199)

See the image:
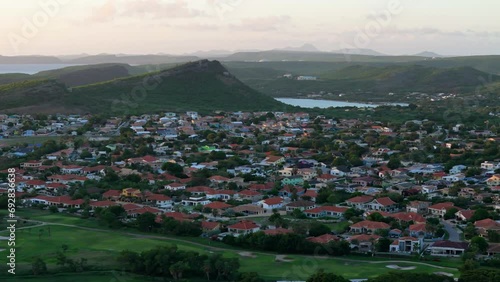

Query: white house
(389, 237), (423, 253)
(259, 197), (284, 209)
(449, 165), (467, 174)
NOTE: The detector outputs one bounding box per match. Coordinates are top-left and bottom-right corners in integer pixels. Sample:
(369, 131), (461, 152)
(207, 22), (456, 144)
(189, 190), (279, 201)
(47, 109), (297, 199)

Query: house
(20, 160), (43, 169)
(181, 197), (211, 206)
(89, 200), (117, 210)
(442, 173), (466, 183)
(285, 200), (315, 212)
(304, 206), (348, 218)
(209, 175), (230, 184)
(227, 220), (260, 235)
(261, 155), (285, 166)
(389, 237), (423, 253)
(237, 189), (263, 202)
(145, 194), (172, 209)
(352, 176), (376, 187)
(388, 212), (426, 224)
(406, 201), (431, 214)
(346, 195), (374, 210)
(429, 241), (469, 257)
(204, 201), (233, 211)
(368, 197), (398, 212)
(23, 195), (84, 209)
(201, 221), (220, 232)
(164, 183), (186, 191)
(347, 234), (381, 252)
(487, 175), (500, 187)
(307, 234), (340, 244)
(474, 218), (500, 236)
(206, 190), (237, 201)
(421, 185), (438, 194)
(232, 204), (266, 216)
(259, 197), (285, 210)
(121, 188), (142, 198)
(455, 210), (475, 221)
(450, 165), (467, 174)
(481, 161), (499, 170)
(60, 165), (83, 174)
(428, 202), (455, 217)
(408, 223), (432, 238)
(350, 220), (390, 234)
(279, 185), (305, 198)
(102, 190), (121, 200)
(281, 176), (304, 186)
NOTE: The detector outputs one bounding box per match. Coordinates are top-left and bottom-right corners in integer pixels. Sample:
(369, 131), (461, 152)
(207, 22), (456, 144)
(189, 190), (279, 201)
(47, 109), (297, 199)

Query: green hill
(0, 60), (286, 114)
(230, 64), (499, 102)
(0, 64), (133, 87)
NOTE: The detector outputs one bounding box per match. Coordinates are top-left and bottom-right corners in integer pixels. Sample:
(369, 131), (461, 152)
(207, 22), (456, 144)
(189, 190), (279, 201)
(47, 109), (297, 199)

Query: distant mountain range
(0, 44), (450, 65)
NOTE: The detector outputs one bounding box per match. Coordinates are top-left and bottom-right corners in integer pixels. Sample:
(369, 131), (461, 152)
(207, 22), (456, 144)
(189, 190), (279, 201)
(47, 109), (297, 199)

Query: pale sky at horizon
(1, 0), (500, 56)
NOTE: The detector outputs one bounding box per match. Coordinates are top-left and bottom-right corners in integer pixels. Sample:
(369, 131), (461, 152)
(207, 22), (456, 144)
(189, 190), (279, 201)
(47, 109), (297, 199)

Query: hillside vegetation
(0, 60), (286, 114)
(229, 64), (499, 102)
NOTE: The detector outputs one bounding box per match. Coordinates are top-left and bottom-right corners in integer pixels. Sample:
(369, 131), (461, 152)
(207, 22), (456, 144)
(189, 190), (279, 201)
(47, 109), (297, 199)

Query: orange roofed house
(346, 195), (374, 210)
(428, 202), (456, 217)
(227, 220), (260, 235)
(350, 220), (390, 234)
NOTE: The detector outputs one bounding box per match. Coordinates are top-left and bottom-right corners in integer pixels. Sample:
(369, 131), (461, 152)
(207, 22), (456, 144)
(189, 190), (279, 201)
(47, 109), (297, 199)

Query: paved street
(442, 219), (462, 242)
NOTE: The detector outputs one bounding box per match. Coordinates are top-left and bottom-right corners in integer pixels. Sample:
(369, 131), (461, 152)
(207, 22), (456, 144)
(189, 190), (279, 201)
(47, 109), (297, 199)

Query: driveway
(442, 219), (462, 242)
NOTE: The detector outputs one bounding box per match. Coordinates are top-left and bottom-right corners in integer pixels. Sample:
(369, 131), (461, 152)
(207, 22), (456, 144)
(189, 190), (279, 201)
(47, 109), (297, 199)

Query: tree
(291, 209), (307, 219)
(470, 208), (490, 222)
(307, 269), (349, 282)
(238, 272), (265, 282)
(387, 156), (402, 169)
(48, 205), (59, 213)
(375, 238), (392, 252)
(459, 269), (500, 282)
(136, 212), (157, 232)
(308, 223), (331, 237)
(31, 257), (48, 275)
(470, 236), (489, 253)
(463, 223), (477, 240)
(162, 162), (184, 175)
(444, 207), (459, 220)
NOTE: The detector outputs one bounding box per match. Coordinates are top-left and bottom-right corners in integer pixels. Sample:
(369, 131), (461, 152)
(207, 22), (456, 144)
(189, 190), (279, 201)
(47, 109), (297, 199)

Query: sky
(1, 0), (500, 56)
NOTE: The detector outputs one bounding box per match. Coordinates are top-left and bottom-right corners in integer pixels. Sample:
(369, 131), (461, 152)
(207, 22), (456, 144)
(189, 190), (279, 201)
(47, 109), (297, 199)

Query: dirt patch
(238, 252), (256, 258)
(386, 264), (417, 270)
(434, 272), (454, 277)
(275, 255), (293, 262)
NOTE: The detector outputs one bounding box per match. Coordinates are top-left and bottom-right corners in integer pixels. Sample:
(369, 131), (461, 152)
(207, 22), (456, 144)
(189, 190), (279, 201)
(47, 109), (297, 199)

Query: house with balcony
(389, 237), (423, 253)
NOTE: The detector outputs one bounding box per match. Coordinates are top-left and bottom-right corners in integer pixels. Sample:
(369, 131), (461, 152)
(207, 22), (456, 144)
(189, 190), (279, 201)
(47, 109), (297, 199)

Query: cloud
(87, 0), (205, 23)
(89, 0), (118, 23)
(229, 15), (291, 32)
(122, 0), (204, 19)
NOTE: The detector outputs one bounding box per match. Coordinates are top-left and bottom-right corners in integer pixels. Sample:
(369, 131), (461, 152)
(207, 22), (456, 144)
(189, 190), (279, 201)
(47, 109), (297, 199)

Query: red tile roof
(347, 195), (374, 203)
(373, 197), (396, 206)
(263, 197), (284, 205)
(428, 202), (455, 210)
(350, 220), (390, 230)
(204, 201), (232, 210)
(228, 220), (259, 230)
(307, 234), (339, 244)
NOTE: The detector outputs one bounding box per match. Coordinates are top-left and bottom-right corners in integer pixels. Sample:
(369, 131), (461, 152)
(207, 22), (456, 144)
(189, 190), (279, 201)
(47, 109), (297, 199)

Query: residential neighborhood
(1, 110), (500, 273)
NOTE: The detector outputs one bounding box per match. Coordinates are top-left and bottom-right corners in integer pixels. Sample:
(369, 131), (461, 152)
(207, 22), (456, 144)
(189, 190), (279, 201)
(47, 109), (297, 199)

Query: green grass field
(0, 209), (462, 281)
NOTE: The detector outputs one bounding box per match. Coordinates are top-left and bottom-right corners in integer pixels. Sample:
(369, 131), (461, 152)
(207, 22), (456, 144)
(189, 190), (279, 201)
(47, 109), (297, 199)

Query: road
(442, 219), (462, 242)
